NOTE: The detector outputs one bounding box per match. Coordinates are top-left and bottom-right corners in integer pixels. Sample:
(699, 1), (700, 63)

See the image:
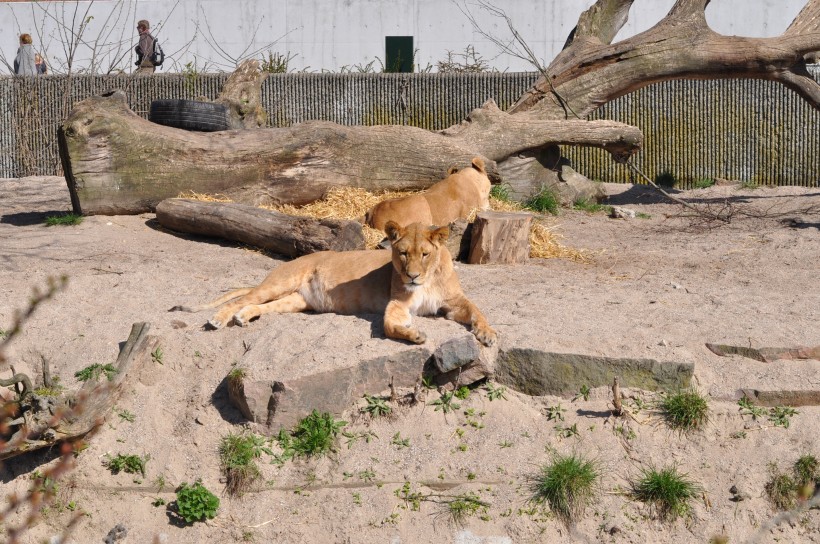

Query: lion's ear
(471, 157), (486, 173)
(385, 221), (403, 242)
(447, 166), (459, 175)
(429, 225), (449, 245)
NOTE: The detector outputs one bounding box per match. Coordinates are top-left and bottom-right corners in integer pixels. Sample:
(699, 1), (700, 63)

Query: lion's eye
(422, 252), (430, 258)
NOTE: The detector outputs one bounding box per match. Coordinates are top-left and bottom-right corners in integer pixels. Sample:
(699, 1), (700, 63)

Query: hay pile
(177, 187), (587, 260)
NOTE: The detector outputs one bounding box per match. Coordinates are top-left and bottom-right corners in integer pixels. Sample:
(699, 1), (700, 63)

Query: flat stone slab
(737, 389), (820, 407)
(494, 348), (694, 397)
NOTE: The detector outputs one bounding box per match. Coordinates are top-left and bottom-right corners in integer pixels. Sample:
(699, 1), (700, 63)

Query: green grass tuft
(283, 410), (347, 458)
(694, 177), (716, 189)
(104, 453), (148, 477)
(524, 186), (560, 215)
(660, 389), (709, 432)
(219, 432), (271, 497)
(572, 199), (607, 213)
(531, 453), (598, 524)
(631, 465), (701, 521)
(74, 363), (117, 382)
(489, 183), (513, 202)
(44, 213), (84, 226)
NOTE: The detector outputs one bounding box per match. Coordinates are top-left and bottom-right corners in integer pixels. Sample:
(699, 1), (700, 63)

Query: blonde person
(134, 19), (156, 75)
(35, 53), (47, 75)
(14, 34), (36, 75)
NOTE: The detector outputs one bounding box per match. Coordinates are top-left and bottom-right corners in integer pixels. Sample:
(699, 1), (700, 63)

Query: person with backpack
(134, 19), (163, 75)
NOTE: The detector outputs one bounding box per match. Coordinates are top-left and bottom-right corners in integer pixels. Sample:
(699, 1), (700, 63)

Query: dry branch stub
(468, 210), (532, 264)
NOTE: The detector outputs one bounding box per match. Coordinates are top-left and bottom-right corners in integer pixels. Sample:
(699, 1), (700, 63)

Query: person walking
(14, 34), (37, 75)
(134, 19), (156, 75)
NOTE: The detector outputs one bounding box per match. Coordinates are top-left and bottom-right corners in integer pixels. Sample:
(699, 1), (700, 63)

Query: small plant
(44, 213), (84, 226)
(227, 366), (246, 384)
(545, 404), (566, 422)
(769, 406), (798, 428)
(631, 465), (701, 521)
(74, 363), (116, 382)
(572, 199), (606, 213)
(260, 50), (295, 73)
(116, 409), (136, 422)
(694, 177), (716, 189)
(219, 432), (271, 497)
(430, 391), (460, 414)
(661, 389), (709, 432)
(489, 183), (513, 202)
(288, 410), (347, 457)
(636, 212), (652, 219)
(572, 385), (591, 402)
(766, 455), (820, 509)
(175, 480), (220, 523)
(654, 170), (678, 188)
(454, 386), (471, 400)
(395, 481), (424, 511)
(391, 432), (410, 449)
(446, 492), (488, 525)
(484, 382), (507, 401)
(555, 423), (579, 439)
(499, 440), (513, 448)
(362, 394), (391, 418)
(530, 453), (598, 524)
(738, 396), (767, 420)
(524, 185), (560, 215)
(104, 453), (148, 477)
(766, 464), (797, 510)
(152, 497), (166, 507)
(342, 430), (378, 448)
(793, 455), (819, 487)
(739, 180), (760, 190)
(151, 346), (163, 364)
(33, 375), (64, 397)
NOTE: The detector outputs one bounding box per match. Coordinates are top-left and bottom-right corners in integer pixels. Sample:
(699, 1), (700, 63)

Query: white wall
(0, 0), (809, 74)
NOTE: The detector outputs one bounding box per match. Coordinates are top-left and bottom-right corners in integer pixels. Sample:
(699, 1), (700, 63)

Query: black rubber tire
(148, 99), (231, 132)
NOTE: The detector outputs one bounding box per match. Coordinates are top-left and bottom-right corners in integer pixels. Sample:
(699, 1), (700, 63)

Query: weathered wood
(0, 322), (154, 460)
(468, 211), (532, 265)
(214, 59), (268, 130)
(59, 92), (642, 216)
(509, 0), (820, 119)
(156, 198), (365, 257)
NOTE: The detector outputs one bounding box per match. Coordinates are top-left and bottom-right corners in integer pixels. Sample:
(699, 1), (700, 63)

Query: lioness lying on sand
(365, 157), (492, 231)
(171, 221), (497, 346)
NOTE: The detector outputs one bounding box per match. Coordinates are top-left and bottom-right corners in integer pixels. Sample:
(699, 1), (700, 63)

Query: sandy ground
(0, 176), (819, 544)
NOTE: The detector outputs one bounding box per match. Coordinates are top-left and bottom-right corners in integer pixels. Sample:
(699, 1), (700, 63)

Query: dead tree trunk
(155, 198), (365, 256)
(60, 92), (641, 215)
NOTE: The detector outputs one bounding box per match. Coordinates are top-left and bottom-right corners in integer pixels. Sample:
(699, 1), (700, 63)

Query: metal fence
(1, 70), (819, 187)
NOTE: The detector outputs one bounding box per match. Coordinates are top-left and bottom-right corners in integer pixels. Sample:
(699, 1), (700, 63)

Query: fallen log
(59, 89), (642, 216)
(468, 211), (532, 264)
(156, 198), (365, 256)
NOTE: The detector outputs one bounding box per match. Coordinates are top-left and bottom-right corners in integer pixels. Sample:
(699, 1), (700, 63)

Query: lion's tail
(169, 287), (253, 313)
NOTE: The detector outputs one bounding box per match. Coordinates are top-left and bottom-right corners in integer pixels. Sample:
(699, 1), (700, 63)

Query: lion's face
(385, 221), (449, 289)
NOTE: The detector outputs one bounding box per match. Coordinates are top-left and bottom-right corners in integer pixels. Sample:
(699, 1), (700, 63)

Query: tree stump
(155, 198), (365, 257)
(468, 211), (532, 265)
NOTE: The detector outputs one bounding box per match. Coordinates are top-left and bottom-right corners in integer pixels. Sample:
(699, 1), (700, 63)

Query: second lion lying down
(171, 221), (497, 347)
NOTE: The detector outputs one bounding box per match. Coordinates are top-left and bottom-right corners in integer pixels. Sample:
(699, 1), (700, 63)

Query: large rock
(495, 348), (694, 397)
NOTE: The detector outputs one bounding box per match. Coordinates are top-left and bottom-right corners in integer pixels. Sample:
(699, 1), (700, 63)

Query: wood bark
(155, 198), (365, 256)
(509, 0), (820, 119)
(0, 322), (154, 460)
(468, 211), (532, 264)
(60, 92), (641, 215)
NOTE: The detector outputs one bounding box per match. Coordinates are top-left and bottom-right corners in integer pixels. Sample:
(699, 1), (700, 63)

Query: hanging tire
(148, 99), (231, 132)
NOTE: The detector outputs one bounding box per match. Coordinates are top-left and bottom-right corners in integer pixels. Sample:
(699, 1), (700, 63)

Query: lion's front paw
(473, 326), (497, 347)
(233, 314), (249, 327)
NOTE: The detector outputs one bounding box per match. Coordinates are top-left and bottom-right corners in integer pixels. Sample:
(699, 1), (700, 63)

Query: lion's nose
(407, 271), (420, 281)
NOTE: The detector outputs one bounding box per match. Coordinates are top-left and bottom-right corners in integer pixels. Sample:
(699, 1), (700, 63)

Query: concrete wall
(0, 0), (809, 74)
